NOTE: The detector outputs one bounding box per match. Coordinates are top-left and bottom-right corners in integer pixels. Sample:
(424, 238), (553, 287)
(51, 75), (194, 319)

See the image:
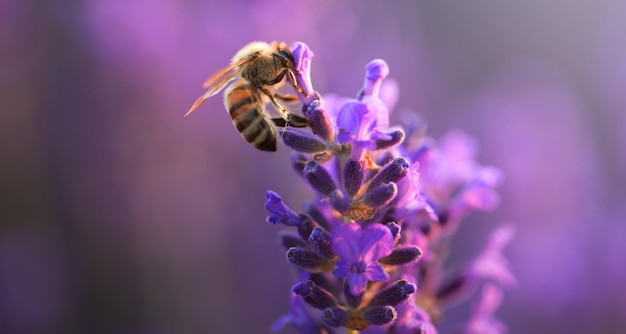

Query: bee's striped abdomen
(226, 82), (277, 152)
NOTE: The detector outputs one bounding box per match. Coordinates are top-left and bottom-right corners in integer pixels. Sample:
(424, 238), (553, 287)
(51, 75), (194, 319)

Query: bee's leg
(286, 70), (306, 95)
(271, 117), (288, 127)
(259, 86), (289, 117)
(274, 92), (298, 103)
(260, 87), (310, 128)
(265, 70), (287, 85)
(285, 114), (309, 127)
(271, 116), (308, 128)
(272, 52), (306, 95)
(274, 93), (309, 127)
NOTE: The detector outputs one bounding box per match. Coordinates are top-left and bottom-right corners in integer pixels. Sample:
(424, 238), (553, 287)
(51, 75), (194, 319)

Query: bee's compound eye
(277, 50), (293, 64)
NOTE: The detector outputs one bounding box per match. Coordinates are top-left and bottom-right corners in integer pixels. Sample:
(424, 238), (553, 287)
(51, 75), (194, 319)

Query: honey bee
(185, 41), (309, 151)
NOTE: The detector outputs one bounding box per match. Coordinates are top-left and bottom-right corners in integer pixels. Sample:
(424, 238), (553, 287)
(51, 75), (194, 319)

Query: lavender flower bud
(292, 281), (337, 310)
(303, 201), (331, 231)
(290, 152), (308, 176)
(366, 157), (410, 192)
(304, 100), (334, 142)
(386, 222), (401, 244)
(344, 281), (364, 309)
(329, 189), (351, 213)
(438, 210), (450, 228)
(343, 158), (366, 197)
(286, 247), (331, 272)
(402, 112), (428, 142)
(362, 59), (389, 98)
(436, 273), (469, 302)
(378, 245), (422, 265)
(322, 306), (348, 327)
(304, 160), (337, 196)
(362, 305), (397, 326)
(363, 182), (398, 208)
(375, 129), (405, 150)
(281, 128), (328, 153)
(308, 227), (335, 260)
(368, 280), (417, 307)
(278, 230), (308, 250)
(297, 214), (316, 240)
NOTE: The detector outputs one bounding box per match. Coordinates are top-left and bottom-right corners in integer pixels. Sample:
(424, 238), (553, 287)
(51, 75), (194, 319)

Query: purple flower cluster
(267, 42), (514, 333)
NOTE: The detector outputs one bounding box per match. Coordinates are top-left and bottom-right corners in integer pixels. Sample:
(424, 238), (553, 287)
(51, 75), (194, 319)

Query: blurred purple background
(1, 1), (625, 333)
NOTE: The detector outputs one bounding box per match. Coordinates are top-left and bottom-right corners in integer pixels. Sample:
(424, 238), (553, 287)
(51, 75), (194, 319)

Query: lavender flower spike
(331, 223), (394, 295)
(254, 44), (513, 333)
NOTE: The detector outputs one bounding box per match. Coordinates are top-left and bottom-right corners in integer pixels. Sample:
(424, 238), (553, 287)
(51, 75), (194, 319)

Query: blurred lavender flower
(263, 42), (514, 333)
(462, 284), (507, 334)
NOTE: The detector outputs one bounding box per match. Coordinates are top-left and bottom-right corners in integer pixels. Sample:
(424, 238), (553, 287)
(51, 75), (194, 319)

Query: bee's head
(277, 48), (296, 69)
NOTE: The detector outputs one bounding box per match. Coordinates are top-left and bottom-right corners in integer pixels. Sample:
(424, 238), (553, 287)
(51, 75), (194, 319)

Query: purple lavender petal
(347, 273), (370, 295)
(379, 77), (399, 111)
(330, 223), (361, 264)
(363, 265), (390, 286)
(344, 281), (365, 308)
(461, 187), (501, 211)
(357, 223), (394, 262)
(362, 59), (390, 97)
(336, 94), (391, 160)
(265, 191), (302, 226)
(336, 100), (369, 144)
(362, 95), (390, 130)
(320, 93), (350, 120)
(290, 41), (316, 105)
(475, 166), (504, 188)
(332, 262), (351, 278)
(332, 223), (393, 295)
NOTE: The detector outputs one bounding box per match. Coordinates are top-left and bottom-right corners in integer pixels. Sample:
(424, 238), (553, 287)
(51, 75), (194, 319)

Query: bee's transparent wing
(185, 48), (267, 116)
(185, 64), (241, 116)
